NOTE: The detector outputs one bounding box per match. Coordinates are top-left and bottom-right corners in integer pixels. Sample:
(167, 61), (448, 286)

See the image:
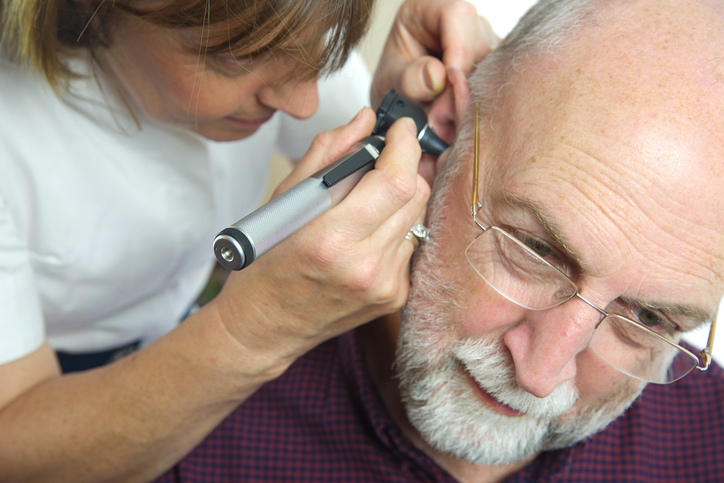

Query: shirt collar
(337, 330), (458, 481)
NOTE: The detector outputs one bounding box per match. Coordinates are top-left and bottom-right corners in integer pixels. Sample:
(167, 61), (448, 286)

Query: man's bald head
(471, 0), (724, 120)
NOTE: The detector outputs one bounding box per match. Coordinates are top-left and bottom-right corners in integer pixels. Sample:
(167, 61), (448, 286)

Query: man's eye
(636, 308), (676, 336)
(515, 231), (553, 258)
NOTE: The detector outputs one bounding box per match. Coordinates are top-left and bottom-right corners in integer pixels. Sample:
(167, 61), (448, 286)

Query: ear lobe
(427, 67), (472, 145)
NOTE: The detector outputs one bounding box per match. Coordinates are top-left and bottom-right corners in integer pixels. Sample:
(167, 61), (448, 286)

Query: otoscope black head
(373, 90), (449, 157)
(418, 128), (449, 158)
(373, 90), (428, 135)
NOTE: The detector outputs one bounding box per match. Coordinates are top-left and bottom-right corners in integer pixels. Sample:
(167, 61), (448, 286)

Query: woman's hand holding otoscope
(213, 90), (448, 271)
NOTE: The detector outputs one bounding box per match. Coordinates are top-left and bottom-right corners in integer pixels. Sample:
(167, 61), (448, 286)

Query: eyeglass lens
(465, 227), (699, 384)
(589, 316), (698, 383)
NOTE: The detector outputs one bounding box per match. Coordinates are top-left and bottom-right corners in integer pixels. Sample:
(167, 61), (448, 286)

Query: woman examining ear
(0, 0), (494, 481)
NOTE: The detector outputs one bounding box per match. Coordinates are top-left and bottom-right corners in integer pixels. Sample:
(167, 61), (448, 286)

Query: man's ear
(427, 68), (472, 145)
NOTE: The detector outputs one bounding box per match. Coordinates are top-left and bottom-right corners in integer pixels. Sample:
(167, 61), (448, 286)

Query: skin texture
(0, 1), (493, 482)
(363, 0), (724, 481)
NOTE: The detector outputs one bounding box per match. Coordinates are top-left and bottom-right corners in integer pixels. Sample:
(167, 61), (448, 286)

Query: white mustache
(452, 336), (579, 419)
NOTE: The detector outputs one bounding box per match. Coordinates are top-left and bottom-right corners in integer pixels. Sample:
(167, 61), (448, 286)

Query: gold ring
(405, 231), (420, 249)
(405, 224), (430, 250)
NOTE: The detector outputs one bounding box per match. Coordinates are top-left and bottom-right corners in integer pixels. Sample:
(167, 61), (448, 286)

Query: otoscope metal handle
(213, 137), (384, 270)
(214, 89), (449, 271)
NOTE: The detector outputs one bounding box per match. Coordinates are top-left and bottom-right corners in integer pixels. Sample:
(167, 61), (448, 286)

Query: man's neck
(358, 314), (535, 483)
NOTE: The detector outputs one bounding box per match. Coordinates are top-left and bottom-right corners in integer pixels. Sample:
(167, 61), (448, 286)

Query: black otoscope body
(213, 90), (449, 271)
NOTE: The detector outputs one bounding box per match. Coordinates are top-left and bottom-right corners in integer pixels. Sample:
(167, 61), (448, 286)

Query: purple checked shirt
(157, 330), (724, 482)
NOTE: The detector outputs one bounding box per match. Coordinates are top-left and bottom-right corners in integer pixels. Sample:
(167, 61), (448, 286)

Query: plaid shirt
(157, 330), (724, 482)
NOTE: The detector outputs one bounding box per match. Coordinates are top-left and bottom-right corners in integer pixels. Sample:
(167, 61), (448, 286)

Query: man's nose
(257, 78), (319, 119)
(503, 298), (599, 398)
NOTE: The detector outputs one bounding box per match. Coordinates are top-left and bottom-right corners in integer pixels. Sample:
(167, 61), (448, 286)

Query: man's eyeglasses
(466, 103), (715, 384)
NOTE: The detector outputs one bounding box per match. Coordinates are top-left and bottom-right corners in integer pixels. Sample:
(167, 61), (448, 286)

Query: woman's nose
(257, 78), (319, 119)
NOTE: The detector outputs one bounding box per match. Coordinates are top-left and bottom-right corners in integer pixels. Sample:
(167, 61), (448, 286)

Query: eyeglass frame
(468, 102), (715, 379)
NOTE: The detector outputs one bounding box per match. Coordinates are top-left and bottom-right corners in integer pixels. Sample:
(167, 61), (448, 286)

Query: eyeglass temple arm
(697, 315), (716, 371)
(471, 104), (480, 218)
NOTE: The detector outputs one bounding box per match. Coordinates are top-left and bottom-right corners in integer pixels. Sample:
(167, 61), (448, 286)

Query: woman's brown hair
(1, 0), (374, 90)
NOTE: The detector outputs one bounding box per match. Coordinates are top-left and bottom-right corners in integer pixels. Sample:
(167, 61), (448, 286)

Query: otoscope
(213, 90), (449, 271)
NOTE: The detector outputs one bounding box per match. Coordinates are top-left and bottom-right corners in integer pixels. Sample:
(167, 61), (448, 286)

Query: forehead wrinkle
(619, 176), (724, 291)
(556, 139), (724, 290)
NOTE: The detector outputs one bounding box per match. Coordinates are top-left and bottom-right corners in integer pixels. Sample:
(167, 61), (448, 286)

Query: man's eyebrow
(500, 195), (715, 329)
(500, 194), (591, 270)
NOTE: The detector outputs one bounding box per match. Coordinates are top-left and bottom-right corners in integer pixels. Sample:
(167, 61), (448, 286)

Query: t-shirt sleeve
(276, 50), (372, 161)
(0, 197), (45, 365)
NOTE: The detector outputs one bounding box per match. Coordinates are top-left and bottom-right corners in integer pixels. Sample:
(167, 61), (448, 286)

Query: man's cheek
(455, 295), (527, 340)
(573, 349), (643, 408)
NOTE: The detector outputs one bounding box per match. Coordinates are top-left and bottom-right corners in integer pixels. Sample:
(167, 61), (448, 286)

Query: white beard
(395, 151), (645, 466)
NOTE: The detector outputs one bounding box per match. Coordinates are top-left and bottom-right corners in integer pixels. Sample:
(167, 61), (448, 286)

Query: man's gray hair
(437, 0), (601, 188)
(469, 0), (599, 121)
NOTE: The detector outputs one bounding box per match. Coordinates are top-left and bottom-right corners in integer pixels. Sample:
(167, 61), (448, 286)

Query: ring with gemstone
(405, 224), (430, 249)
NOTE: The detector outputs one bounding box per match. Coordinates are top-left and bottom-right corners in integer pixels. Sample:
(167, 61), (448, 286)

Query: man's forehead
(490, 0), (724, 153)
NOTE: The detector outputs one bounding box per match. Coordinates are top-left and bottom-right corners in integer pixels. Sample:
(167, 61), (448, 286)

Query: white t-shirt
(0, 52), (371, 364)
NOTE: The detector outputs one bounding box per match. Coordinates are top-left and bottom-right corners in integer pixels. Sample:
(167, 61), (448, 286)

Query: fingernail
(424, 64), (445, 95)
(405, 117), (417, 135)
(484, 26), (501, 50)
(352, 107), (365, 122)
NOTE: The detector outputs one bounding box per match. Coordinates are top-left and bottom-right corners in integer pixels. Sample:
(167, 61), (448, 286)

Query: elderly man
(158, 0), (724, 481)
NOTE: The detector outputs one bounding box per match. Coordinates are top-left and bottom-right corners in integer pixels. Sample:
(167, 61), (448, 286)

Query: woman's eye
(211, 54), (255, 76)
